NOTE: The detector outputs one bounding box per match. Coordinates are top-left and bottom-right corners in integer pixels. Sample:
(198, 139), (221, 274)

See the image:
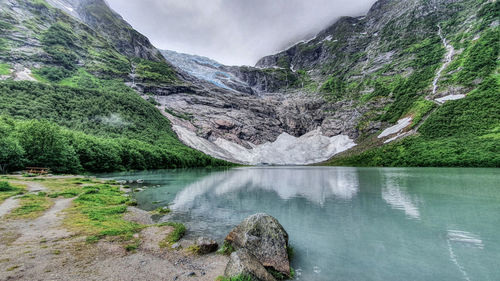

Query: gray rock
(225, 213), (290, 277)
(224, 250), (276, 281)
(171, 243), (181, 250)
(196, 237), (218, 254)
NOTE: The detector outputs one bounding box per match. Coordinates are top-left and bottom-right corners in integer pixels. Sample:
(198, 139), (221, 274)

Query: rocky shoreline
(0, 175), (292, 281)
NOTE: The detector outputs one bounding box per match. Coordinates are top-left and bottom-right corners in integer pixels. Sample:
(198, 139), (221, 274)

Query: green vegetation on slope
(327, 75), (500, 167)
(0, 81), (230, 173)
(0, 0), (231, 174)
(324, 2), (499, 167)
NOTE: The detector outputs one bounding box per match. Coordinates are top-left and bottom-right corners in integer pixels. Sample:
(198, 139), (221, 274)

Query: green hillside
(0, 0), (230, 173)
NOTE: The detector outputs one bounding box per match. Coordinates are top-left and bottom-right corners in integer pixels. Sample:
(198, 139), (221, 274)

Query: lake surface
(99, 167), (500, 281)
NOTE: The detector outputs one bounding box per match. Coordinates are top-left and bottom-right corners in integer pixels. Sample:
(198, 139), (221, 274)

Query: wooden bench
(24, 167), (50, 175)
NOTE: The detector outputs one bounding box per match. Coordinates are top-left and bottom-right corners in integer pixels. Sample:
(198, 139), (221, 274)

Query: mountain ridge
(0, 0), (498, 168)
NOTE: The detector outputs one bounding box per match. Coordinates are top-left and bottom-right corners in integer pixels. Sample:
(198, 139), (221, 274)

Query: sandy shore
(0, 175), (228, 281)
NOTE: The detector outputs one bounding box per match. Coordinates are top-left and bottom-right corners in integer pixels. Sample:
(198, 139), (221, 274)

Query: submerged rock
(225, 213), (290, 277)
(196, 237), (218, 254)
(225, 250), (277, 281)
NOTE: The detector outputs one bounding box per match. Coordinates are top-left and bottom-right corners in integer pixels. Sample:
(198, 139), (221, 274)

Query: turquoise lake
(99, 167), (500, 281)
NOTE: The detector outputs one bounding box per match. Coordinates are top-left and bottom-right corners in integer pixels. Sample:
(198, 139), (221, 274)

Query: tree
(16, 120), (81, 173)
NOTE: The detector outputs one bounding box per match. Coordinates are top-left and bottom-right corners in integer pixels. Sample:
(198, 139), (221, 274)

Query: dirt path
(0, 198), (19, 218)
(10, 181), (47, 193)
(0, 182), (227, 281)
(15, 198), (74, 243)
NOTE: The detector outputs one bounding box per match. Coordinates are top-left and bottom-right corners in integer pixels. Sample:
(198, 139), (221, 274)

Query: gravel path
(0, 198), (19, 218)
(0, 188), (227, 281)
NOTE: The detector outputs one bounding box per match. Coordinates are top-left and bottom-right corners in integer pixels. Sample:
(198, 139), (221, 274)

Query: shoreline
(0, 174), (228, 281)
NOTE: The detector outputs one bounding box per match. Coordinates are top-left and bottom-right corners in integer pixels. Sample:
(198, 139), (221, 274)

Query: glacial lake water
(99, 167), (500, 281)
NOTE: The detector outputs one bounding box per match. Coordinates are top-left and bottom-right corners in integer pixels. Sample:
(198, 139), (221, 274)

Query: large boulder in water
(225, 213), (290, 277)
(225, 250), (277, 281)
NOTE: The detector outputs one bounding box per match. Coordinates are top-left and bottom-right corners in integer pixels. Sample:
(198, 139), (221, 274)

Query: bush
(0, 181), (15, 192)
(34, 66), (73, 82)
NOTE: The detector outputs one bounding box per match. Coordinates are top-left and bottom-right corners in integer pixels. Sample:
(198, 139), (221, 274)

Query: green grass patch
(217, 241), (235, 255)
(0, 63), (11, 75)
(186, 244), (201, 254)
(215, 275), (253, 281)
(404, 98), (436, 128)
(154, 206), (171, 215)
(158, 222), (186, 248)
(64, 184), (143, 242)
(7, 193), (53, 219)
(0, 181), (25, 203)
(134, 58), (178, 84)
(125, 238), (141, 252)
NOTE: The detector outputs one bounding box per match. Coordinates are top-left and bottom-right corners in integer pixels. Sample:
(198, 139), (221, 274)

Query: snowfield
(173, 125), (356, 165)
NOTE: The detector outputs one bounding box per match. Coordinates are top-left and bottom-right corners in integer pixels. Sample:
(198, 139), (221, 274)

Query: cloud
(106, 0), (376, 66)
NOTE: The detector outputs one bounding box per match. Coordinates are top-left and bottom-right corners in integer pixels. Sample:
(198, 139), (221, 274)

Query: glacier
(173, 125), (356, 165)
(161, 50), (248, 92)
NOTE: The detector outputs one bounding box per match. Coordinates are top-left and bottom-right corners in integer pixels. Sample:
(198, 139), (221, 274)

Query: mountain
(160, 0), (499, 167)
(0, 0), (498, 169)
(0, 0), (229, 173)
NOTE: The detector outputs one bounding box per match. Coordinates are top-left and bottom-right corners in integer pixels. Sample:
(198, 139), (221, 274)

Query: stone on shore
(224, 250), (277, 281)
(196, 237), (218, 254)
(225, 213), (290, 277)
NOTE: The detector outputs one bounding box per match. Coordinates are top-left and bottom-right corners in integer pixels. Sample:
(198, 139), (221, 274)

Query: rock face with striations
(225, 213), (291, 277)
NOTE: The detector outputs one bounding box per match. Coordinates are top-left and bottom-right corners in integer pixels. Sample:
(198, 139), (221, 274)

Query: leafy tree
(16, 120), (81, 173)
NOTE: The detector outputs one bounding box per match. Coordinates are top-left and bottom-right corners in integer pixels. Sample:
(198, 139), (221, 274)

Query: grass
(6, 265), (19, 272)
(7, 193), (53, 219)
(404, 98), (436, 128)
(186, 244), (201, 254)
(215, 275), (253, 281)
(2, 176), (190, 252)
(0, 181), (25, 204)
(154, 206), (171, 214)
(0, 63), (11, 75)
(64, 184), (143, 242)
(217, 241), (235, 255)
(158, 222), (186, 248)
(125, 238), (141, 252)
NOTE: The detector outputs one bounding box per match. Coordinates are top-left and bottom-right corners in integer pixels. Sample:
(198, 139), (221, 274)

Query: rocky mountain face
(45, 0), (164, 61)
(1, 0), (497, 166)
(158, 0), (498, 165)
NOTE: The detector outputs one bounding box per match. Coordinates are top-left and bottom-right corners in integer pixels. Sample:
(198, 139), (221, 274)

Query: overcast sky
(106, 0), (376, 66)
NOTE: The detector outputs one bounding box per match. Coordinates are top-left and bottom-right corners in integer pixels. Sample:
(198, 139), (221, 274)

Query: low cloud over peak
(106, 0), (376, 66)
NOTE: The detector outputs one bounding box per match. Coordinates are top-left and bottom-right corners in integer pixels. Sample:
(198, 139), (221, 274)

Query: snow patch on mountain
(378, 117), (412, 139)
(173, 125), (355, 165)
(46, 0), (80, 19)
